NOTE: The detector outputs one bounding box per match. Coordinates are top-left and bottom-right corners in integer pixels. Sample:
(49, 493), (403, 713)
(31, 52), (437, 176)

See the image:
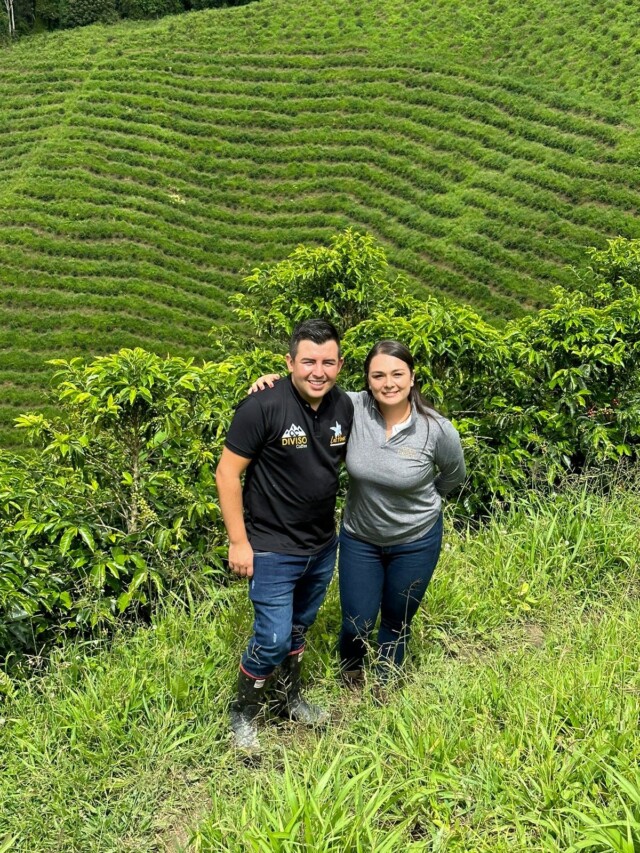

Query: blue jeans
(241, 538), (337, 679)
(338, 514), (443, 673)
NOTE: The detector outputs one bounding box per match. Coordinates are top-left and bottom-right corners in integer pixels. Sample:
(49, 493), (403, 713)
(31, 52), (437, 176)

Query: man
(215, 319), (353, 756)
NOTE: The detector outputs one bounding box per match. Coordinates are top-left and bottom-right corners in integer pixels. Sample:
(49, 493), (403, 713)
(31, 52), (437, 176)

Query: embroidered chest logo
(397, 446), (421, 460)
(282, 423), (308, 448)
(329, 421), (347, 446)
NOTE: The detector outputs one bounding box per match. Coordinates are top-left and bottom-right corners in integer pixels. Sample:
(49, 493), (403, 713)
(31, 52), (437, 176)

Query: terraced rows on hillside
(1, 0), (639, 445)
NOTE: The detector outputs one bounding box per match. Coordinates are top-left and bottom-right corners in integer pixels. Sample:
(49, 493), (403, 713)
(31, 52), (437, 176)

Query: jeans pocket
(253, 551), (275, 557)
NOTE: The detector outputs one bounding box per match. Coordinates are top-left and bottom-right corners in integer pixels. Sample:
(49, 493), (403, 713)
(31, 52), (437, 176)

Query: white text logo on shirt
(282, 423), (308, 448)
(329, 421), (347, 446)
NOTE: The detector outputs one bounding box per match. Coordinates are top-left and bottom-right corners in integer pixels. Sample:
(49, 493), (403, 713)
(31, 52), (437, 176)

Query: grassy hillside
(1, 0), (640, 445)
(2, 483), (639, 850)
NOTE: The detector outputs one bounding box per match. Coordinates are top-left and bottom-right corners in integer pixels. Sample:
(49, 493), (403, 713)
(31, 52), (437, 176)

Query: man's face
(286, 339), (343, 408)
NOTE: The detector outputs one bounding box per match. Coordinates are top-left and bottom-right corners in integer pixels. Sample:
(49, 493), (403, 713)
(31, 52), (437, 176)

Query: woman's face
(367, 354), (414, 408)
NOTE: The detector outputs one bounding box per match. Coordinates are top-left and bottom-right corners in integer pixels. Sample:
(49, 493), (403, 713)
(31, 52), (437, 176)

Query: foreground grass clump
(1, 480), (639, 851)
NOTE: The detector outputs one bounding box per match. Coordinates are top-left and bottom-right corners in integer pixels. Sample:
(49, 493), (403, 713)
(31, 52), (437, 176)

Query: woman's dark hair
(364, 340), (436, 418)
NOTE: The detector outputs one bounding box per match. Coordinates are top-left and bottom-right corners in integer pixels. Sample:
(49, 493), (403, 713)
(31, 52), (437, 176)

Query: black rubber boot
(230, 669), (268, 759)
(275, 652), (329, 726)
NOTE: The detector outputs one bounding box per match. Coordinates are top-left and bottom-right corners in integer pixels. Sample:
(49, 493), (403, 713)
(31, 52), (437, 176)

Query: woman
(339, 340), (465, 684)
(251, 339), (465, 684)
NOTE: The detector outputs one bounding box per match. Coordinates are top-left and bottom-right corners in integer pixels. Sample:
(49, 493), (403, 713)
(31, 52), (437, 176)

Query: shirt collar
(367, 392), (416, 428)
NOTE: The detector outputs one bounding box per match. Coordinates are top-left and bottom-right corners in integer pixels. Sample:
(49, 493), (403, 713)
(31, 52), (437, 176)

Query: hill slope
(1, 0), (639, 444)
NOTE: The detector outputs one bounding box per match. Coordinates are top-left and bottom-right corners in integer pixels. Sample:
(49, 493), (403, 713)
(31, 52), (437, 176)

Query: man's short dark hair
(289, 319), (341, 359)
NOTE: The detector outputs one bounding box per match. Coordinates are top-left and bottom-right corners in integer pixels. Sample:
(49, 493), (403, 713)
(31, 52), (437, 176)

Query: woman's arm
(434, 421), (466, 496)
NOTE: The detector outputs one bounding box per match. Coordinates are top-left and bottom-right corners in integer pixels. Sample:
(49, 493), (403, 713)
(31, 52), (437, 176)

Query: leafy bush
(60, 0), (118, 27)
(35, 0), (62, 27)
(233, 229), (640, 512)
(587, 236), (640, 288)
(232, 228), (402, 342)
(2, 230), (640, 651)
(117, 0), (182, 19)
(1, 346), (277, 651)
(0, 456), (86, 650)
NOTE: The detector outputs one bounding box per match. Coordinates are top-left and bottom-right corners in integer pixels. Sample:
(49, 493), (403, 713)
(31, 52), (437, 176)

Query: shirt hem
(248, 532), (338, 557)
(341, 513), (441, 548)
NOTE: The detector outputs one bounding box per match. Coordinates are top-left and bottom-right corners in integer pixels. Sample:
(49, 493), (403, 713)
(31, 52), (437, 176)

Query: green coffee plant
(587, 236), (640, 288)
(1, 346), (278, 651)
(231, 230), (640, 512)
(3, 229), (640, 649)
(232, 228), (402, 342)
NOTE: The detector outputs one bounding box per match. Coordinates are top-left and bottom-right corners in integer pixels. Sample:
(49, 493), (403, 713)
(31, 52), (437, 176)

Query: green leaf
(90, 562), (106, 588)
(59, 527), (78, 556)
(111, 547), (127, 567)
(78, 525), (95, 552)
(117, 592), (132, 613)
(58, 591), (72, 609)
(128, 567), (148, 592)
(149, 431), (169, 449)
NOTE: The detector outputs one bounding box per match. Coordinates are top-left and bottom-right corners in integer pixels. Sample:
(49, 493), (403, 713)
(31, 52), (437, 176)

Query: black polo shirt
(224, 377), (354, 555)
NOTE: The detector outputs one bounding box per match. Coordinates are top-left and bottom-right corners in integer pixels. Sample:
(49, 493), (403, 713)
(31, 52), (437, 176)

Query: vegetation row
(1, 0), (640, 444)
(1, 229), (639, 658)
(9, 0), (636, 107)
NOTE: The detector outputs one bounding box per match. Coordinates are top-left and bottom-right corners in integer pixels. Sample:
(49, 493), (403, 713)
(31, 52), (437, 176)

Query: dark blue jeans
(240, 538), (337, 679)
(338, 514), (443, 673)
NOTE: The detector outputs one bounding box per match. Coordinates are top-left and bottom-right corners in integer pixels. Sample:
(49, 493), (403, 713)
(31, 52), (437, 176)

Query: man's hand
(249, 374), (281, 394)
(228, 539), (255, 578)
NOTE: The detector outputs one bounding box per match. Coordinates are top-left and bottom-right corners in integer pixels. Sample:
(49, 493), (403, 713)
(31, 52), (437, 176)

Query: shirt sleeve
(433, 419), (466, 496)
(224, 395), (268, 460)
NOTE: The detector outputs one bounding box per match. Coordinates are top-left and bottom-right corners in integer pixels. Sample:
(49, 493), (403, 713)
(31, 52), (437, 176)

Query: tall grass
(1, 479), (639, 850)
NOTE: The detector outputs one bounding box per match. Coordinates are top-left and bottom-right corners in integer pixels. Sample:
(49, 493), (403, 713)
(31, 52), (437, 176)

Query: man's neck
(290, 377), (323, 411)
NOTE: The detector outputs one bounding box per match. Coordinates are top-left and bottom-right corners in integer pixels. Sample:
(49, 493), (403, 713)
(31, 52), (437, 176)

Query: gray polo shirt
(342, 391), (466, 547)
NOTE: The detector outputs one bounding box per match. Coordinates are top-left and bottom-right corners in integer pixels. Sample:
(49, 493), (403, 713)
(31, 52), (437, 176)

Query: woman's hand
(249, 374), (281, 394)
